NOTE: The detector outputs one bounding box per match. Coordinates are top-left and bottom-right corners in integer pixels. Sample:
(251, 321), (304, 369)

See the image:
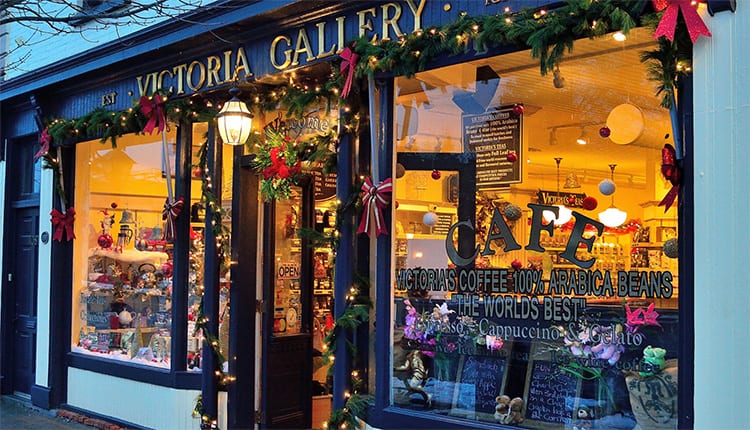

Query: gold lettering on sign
(404, 0), (427, 31)
(101, 92), (117, 107)
(292, 27), (316, 67)
(358, 8), (377, 37)
(381, 3), (404, 40)
(316, 21), (337, 60)
(271, 35), (293, 70)
(135, 47), (252, 96)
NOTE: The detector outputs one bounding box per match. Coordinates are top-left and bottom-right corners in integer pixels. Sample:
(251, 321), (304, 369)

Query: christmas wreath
(254, 128), (303, 200)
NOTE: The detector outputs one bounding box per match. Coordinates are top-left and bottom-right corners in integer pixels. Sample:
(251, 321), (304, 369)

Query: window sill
(67, 352), (201, 389)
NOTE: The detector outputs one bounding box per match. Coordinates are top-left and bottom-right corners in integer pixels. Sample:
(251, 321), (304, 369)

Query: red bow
(51, 207), (76, 242)
(162, 197), (184, 243)
(357, 177), (392, 237)
(339, 46), (359, 99)
(658, 144), (681, 211)
(34, 128), (52, 161)
(139, 94), (166, 134)
(653, 0), (711, 43)
(262, 146), (301, 180)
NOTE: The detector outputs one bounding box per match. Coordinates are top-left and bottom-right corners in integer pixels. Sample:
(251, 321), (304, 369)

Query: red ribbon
(357, 177), (392, 237)
(51, 207), (76, 242)
(139, 94), (166, 134)
(34, 128), (51, 160)
(162, 197), (184, 243)
(653, 0), (712, 43)
(339, 46), (359, 99)
(658, 144), (681, 211)
(262, 145), (301, 180)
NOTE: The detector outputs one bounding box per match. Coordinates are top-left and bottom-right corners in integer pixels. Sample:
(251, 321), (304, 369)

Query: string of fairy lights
(36, 1), (698, 427)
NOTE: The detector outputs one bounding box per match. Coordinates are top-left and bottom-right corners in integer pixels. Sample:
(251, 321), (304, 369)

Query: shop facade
(0, 1), (747, 429)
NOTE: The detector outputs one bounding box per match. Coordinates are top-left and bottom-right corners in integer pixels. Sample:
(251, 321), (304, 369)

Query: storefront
(0, 0), (744, 429)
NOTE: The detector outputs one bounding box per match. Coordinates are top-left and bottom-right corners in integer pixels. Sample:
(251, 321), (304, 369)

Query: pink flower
(626, 303), (662, 333)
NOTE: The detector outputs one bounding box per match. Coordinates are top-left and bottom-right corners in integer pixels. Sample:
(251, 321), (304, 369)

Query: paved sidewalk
(0, 396), (119, 430)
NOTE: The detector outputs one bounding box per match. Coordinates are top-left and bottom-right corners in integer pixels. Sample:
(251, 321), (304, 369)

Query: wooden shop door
(259, 177), (314, 429)
(2, 137), (41, 397)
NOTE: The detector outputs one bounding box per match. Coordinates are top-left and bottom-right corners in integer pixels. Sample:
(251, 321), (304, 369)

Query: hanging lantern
(216, 87), (253, 145)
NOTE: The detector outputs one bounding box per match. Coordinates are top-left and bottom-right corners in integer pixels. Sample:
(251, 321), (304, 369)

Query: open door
(259, 177), (314, 428)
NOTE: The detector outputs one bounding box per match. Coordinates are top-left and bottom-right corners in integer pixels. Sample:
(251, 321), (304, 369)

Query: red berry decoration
(110, 202), (118, 209)
(599, 126), (611, 138)
(582, 196), (598, 210)
(511, 259), (523, 270)
(506, 152), (518, 162)
(513, 104), (524, 116)
(431, 169), (441, 180)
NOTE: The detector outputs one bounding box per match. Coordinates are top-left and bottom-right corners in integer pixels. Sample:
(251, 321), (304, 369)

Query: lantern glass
(216, 94), (253, 145)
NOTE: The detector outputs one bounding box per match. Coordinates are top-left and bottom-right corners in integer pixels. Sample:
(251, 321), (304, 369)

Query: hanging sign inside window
(463, 105), (522, 190)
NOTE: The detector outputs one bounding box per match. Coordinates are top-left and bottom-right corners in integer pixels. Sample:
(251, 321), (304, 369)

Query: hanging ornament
(663, 238), (679, 258)
(658, 144), (681, 212)
(423, 210), (438, 227)
(506, 152), (518, 163)
(512, 104), (524, 116)
(599, 126), (611, 138)
(431, 169), (441, 180)
(511, 259), (523, 270)
(599, 179), (616, 196)
(503, 204), (522, 221)
(110, 202), (118, 209)
(582, 196), (598, 210)
(395, 200), (399, 209)
(396, 163), (406, 178)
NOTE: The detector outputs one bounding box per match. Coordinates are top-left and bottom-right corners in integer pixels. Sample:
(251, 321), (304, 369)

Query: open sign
(277, 262), (300, 280)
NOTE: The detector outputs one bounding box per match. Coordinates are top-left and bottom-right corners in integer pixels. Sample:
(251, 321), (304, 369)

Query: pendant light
(216, 87), (253, 145)
(598, 164), (628, 227)
(543, 157), (572, 226)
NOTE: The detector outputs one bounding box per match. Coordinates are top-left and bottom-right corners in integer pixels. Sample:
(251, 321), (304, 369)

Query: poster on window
(462, 105), (522, 190)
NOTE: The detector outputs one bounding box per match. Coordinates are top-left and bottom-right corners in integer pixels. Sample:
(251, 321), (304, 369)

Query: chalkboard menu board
(462, 105), (522, 190)
(524, 359), (580, 425)
(312, 168), (337, 201)
(454, 354), (508, 414)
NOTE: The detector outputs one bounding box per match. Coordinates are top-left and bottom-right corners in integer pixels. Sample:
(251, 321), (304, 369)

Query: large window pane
(390, 28), (679, 429)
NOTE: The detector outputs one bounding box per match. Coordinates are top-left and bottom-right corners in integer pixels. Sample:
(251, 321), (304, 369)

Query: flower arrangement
(400, 299), (503, 356)
(550, 301), (666, 417)
(253, 128), (302, 201)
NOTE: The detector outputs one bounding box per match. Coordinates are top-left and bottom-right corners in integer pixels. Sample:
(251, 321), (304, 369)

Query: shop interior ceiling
(397, 27), (670, 188)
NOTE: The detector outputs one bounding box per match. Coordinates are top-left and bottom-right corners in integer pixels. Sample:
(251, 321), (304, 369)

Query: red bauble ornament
(567, 196), (576, 205)
(582, 196), (598, 210)
(599, 126), (611, 138)
(192, 166), (202, 178)
(110, 202), (118, 209)
(513, 104), (524, 115)
(395, 200), (399, 209)
(506, 152), (518, 162)
(511, 259), (523, 270)
(97, 234), (113, 249)
(431, 169), (441, 180)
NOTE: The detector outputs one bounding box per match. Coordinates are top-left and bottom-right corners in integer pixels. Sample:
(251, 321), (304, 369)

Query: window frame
(368, 41), (695, 430)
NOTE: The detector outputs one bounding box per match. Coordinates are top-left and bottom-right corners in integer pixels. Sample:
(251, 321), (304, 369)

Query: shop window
(390, 27), (679, 429)
(70, 125), (227, 370)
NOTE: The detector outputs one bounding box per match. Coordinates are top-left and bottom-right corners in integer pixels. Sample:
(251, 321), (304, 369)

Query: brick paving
(0, 396), (125, 430)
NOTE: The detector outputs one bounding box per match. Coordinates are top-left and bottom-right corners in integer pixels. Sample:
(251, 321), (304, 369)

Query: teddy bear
(506, 397), (524, 424)
(495, 395), (524, 425)
(494, 395), (510, 423)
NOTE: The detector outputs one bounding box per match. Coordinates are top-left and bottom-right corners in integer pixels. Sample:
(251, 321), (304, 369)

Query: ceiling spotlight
(576, 127), (589, 145)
